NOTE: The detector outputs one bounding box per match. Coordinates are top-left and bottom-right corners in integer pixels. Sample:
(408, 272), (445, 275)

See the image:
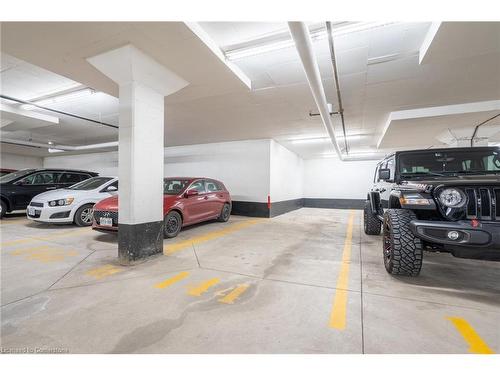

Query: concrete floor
(1, 208), (499, 354)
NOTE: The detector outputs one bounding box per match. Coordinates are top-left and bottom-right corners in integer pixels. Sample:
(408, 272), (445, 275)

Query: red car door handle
(204, 196), (208, 200)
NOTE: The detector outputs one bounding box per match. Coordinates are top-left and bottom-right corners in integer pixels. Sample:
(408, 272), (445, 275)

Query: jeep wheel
(383, 209), (423, 276)
(364, 200), (381, 235)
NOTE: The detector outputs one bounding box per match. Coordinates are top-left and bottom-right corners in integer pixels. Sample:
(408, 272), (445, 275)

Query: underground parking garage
(1, 14), (500, 366)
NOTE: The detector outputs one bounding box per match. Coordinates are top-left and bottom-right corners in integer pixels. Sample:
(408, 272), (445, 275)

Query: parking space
(1, 208), (498, 353)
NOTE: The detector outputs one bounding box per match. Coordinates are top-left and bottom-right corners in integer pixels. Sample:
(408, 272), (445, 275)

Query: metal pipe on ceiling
(326, 21), (348, 154)
(470, 113), (500, 147)
(0, 94), (118, 129)
(287, 21), (342, 159)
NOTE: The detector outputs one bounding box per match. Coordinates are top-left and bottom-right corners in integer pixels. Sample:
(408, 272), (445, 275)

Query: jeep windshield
(398, 149), (500, 178)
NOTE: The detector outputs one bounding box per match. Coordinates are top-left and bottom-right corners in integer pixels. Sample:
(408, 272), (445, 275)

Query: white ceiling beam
(184, 22), (252, 89)
(419, 22), (442, 64)
(0, 102), (59, 130)
(377, 100), (500, 148)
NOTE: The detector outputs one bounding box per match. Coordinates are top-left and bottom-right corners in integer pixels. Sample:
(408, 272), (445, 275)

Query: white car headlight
(48, 197), (74, 207)
(439, 188), (465, 208)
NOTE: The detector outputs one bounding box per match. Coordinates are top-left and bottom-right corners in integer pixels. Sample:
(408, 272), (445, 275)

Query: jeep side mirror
(185, 188), (199, 198)
(378, 168), (391, 181)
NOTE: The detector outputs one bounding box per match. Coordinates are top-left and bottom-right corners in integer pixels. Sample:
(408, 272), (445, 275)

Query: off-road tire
(383, 209), (423, 276)
(164, 211), (182, 238)
(0, 200), (6, 219)
(217, 203), (231, 222)
(364, 200), (381, 235)
(74, 204), (94, 227)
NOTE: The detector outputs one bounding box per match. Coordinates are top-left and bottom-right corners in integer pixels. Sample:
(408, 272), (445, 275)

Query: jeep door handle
(204, 196), (209, 200)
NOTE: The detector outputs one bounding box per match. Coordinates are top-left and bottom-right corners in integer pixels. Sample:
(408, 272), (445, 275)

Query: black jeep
(364, 147), (500, 276)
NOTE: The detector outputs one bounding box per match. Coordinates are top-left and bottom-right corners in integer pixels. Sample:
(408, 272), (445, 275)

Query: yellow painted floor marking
(10, 245), (78, 263)
(447, 317), (495, 354)
(155, 271), (190, 289)
(218, 284), (250, 304)
(164, 219), (263, 255)
(329, 211), (356, 330)
(1, 227), (89, 248)
(86, 264), (124, 280)
(0, 219), (31, 226)
(187, 278), (220, 296)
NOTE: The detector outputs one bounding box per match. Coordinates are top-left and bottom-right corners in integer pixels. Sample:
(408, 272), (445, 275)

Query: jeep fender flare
(367, 191), (384, 217)
(388, 191), (402, 209)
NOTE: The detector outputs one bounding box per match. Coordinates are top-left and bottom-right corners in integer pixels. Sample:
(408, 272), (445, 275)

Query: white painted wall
(44, 139), (271, 202)
(44, 151), (119, 176)
(43, 140), (379, 204)
(0, 153), (43, 170)
(163, 140), (270, 202)
(270, 140), (304, 202)
(303, 157), (378, 200)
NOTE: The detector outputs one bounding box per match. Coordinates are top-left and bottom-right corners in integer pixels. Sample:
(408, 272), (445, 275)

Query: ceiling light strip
(225, 22), (397, 61)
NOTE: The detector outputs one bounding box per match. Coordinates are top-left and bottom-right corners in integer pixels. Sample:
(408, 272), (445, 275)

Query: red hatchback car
(92, 177), (232, 238)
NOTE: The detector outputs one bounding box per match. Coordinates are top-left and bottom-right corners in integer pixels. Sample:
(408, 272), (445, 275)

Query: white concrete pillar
(87, 45), (188, 263)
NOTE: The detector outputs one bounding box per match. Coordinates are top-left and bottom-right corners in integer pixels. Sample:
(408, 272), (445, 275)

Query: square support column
(88, 45), (188, 264)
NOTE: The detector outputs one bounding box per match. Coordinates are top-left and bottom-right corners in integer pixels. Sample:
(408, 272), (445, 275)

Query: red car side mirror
(185, 189), (199, 198)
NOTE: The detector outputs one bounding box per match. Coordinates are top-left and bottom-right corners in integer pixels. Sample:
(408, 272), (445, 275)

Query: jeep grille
(464, 187), (500, 221)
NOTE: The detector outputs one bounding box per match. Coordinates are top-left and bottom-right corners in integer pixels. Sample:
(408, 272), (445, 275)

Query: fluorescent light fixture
(224, 22), (395, 61)
(290, 136), (330, 144)
(21, 88), (95, 110)
(48, 148), (65, 153)
(226, 39), (295, 61)
(35, 88), (95, 106)
(19, 104), (36, 111)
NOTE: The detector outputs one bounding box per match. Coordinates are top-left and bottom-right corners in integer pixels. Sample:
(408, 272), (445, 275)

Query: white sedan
(27, 176), (118, 226)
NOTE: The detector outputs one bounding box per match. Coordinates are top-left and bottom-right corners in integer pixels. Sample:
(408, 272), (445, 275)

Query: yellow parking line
(218, 284), (249, 304)
(0, 219), (31, 226)
(164, 219), (263, 255)
(329, 211), (356, 330)
(10, 245), (51, 256)
(86, 264), (124, 280)
(187, 278), (220, 296)
(447, 317), (495, 354)
(10, 245), (78, 263)
(1, 227), (89, 247)
(155, 271), (190, 289)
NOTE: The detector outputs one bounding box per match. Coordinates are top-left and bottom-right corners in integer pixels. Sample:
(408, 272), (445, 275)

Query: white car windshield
(68, 177), (114, 190)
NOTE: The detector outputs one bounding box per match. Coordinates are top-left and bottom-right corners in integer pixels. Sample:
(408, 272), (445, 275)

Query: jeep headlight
(48, 197), (74, 207)
(438, 188), (465, 208)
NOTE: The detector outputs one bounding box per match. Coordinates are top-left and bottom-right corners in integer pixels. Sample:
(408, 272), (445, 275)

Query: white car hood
(32, 189), (76, 202)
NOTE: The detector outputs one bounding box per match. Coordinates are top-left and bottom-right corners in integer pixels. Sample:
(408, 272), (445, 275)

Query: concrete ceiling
(1, 21), (499, 159)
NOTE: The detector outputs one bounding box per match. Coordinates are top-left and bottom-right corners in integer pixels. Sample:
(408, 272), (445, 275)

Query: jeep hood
(402, 174), (500, 187)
